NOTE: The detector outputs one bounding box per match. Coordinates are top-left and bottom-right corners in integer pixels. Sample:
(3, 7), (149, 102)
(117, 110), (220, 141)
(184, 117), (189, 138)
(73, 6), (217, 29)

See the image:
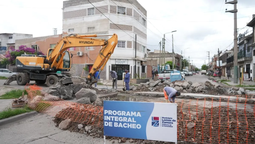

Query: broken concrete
(75, 88), (97, 104)
(58, 119), (71, 130)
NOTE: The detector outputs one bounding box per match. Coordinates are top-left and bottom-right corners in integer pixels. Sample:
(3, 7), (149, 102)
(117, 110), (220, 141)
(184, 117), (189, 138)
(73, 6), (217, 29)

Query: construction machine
(5, 34), (118, 86)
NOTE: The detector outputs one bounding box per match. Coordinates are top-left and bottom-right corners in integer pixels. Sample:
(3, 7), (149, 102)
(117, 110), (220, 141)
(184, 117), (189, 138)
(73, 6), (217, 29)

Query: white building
(63, 0), (147, 80)
(0, 33), (33, 54)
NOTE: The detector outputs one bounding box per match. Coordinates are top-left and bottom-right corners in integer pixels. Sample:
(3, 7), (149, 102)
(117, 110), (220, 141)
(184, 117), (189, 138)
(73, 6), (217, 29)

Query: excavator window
(63, 51), (70, 68)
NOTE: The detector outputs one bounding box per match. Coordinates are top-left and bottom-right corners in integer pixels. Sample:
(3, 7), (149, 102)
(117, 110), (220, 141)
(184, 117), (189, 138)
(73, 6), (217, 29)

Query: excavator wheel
(35, 80), (46, 85)
(17, 73), (29, 85)
(46, 75), (59, 87)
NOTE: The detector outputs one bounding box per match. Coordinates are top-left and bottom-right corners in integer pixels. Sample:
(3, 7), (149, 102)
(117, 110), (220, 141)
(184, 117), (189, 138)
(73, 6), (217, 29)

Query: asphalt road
(185, 73), (210, 83)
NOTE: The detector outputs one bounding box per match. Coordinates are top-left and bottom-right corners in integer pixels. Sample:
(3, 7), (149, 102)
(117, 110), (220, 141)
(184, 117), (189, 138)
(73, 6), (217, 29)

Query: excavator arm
(47, 34), (118, 85)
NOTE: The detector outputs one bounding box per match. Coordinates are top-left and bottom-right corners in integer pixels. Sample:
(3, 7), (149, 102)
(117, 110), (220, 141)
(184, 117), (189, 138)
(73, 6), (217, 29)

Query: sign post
(103, 101), (177, 143)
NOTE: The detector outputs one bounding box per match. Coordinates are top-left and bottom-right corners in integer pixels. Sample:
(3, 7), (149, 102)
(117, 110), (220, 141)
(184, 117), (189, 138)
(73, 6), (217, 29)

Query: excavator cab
(46, 48), (72, 70)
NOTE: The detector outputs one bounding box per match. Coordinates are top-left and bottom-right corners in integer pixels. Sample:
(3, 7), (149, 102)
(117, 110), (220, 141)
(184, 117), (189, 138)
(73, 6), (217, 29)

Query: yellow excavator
(5, 34), (118, 86)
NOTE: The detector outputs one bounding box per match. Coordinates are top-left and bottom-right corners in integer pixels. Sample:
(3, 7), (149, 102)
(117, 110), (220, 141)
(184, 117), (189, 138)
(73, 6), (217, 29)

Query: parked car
(213, 71), (219, 77)
(0, 69), (17, 78)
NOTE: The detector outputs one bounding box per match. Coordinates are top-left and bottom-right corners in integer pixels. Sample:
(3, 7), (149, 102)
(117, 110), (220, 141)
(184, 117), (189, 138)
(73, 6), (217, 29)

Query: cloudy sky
(0, 0), (255, 68)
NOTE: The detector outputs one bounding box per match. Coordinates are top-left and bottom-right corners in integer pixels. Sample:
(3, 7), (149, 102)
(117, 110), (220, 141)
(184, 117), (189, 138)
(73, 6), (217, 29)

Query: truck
(5, 34), (118, 86)
(158, 70), (185, 82)
(201, 70), (207, 75)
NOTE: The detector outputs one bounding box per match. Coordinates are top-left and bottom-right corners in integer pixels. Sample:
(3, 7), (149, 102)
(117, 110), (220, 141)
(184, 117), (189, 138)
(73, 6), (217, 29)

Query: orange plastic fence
(25, 85), (255, 144)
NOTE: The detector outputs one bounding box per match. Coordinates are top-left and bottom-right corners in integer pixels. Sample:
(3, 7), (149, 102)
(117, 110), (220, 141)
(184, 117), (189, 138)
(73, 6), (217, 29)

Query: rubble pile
(131, 79), (247, 96)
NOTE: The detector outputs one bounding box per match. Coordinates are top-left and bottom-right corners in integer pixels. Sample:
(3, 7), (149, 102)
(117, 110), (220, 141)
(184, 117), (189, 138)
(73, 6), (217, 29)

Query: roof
(247, 17), (255, 27)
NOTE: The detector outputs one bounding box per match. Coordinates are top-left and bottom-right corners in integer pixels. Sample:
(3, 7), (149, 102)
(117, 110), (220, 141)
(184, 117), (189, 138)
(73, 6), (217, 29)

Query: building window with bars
(117, 41), (126, 48)
(88, 8), (95, 15)
(68, 28), (74, 32)
(117, 6), (125, 15)
(88, 27), (95, 33)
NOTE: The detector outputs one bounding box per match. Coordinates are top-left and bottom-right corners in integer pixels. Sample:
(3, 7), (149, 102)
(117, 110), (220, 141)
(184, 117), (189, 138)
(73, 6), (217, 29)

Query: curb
(0, 111), (37, 126)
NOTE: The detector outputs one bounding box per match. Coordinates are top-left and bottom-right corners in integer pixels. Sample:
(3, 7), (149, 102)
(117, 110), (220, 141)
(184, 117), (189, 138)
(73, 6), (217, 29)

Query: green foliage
(201, 64), (208, 70)
(0, 89), (28, 99)
(0, 76), (7, 79)
(182, 59), (189, 69)
(165, 61), (175, 69)
(195, 68), (200, 71)
(0, 106), (33, 120)
(83, 66), (89, 72)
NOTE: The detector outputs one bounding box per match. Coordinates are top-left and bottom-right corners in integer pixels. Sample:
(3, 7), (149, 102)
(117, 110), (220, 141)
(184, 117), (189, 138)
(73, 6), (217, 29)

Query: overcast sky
(0, 0), (255, 68)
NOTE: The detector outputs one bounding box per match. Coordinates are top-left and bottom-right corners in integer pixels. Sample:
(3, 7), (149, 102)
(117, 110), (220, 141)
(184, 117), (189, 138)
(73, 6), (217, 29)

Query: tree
(182, 59), (189, 69)
(195, 68), (200, 71)
(201, 64), (208, 70)
(165, 61), (175, 69)
(1, 45), (44, 65)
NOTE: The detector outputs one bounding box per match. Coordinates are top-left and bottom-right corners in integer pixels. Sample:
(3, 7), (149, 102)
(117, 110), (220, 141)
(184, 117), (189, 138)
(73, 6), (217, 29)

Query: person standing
(94, 70), (100, 87)
(124, 70), (130, 91)
(110, 70), (118, 89)
(163, 86), (181, 103)
(152, 69), (155, 80)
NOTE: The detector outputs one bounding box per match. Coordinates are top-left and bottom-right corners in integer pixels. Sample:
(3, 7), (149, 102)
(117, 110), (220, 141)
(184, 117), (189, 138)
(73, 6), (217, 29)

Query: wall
(15, 35), (62, 55)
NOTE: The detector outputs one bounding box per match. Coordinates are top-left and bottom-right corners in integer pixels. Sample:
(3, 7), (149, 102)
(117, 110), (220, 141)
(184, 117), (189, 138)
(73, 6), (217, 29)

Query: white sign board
(104, 101), (177, 143)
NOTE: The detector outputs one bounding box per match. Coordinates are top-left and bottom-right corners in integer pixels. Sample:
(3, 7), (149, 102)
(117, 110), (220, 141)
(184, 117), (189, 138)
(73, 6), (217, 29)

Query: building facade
(63, 0), (147, 80)
(0, 33), (32, 54)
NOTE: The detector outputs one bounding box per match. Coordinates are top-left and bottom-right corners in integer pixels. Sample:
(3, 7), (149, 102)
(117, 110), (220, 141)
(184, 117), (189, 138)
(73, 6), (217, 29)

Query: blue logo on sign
(162, 117), (176, 127)
(151, 117), (159, 127)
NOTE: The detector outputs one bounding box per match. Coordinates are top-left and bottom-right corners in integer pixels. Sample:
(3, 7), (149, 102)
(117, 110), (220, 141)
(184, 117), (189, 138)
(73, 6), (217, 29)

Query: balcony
(227, 55), (233, 64)
(7, 39), (15, 44)
(238, 51), (252, 62)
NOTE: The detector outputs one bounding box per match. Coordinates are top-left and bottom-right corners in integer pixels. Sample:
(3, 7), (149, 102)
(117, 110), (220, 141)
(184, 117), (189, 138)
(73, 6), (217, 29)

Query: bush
(1, 45), (44, 65)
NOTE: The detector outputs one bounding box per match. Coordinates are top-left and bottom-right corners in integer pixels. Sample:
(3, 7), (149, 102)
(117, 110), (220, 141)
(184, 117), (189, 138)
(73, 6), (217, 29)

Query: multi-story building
(247, 14), (255, 81)
(0, 33), (32, 54)
(62, 0), (147, 80)
(237, 33), (253, 80)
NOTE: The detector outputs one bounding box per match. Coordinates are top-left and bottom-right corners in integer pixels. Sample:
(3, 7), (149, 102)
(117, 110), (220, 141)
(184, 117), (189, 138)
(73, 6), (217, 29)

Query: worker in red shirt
(163, 86), (181, 103)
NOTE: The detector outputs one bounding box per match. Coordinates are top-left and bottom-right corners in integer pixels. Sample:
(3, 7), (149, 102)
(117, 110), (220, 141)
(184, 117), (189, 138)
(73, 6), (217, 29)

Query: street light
(183, 47), (190, 69)
(163, 30), (177, 70)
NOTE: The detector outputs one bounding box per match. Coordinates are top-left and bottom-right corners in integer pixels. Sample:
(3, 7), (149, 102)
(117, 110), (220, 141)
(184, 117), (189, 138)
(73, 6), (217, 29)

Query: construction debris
(12, 96), (27, 108)
(130, 79), (249, 96)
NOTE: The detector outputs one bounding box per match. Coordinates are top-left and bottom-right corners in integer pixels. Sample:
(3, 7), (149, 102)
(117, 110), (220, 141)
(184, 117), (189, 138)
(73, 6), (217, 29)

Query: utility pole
(162, 36), (165, 68)
(207, 51), (210, 67)
(172, 33), (174, 70)
(225, 0), (238, 83)
(180, 50), (182, 70)
(159, 41), (161, 72)
(135, 34), (137, 78)
(218, 48), (220, 68)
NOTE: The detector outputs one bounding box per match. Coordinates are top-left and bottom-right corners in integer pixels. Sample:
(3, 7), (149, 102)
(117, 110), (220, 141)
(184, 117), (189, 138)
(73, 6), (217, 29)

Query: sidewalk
(212, 76), (255, 86)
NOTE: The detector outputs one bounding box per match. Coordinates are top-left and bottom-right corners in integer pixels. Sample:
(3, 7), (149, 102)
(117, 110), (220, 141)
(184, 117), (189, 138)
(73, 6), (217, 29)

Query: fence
(25, 85), (255, 144)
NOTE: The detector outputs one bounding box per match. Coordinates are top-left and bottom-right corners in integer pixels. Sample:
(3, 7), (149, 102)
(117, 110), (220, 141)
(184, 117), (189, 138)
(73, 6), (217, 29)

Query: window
(31, 45), (38, 51)
(68, 28), (74, 32)
(88, 27), (95, 33)
(50, 44), (56, 49)
(142, 46), (145, 52)
(117, 41), (126, 48)
(142, 65), (145, 73)
(117, 6), (125, 15)
(9, 36), (13, 39)
(142, 18), (146, 26)
(88, 8), (95, 15)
